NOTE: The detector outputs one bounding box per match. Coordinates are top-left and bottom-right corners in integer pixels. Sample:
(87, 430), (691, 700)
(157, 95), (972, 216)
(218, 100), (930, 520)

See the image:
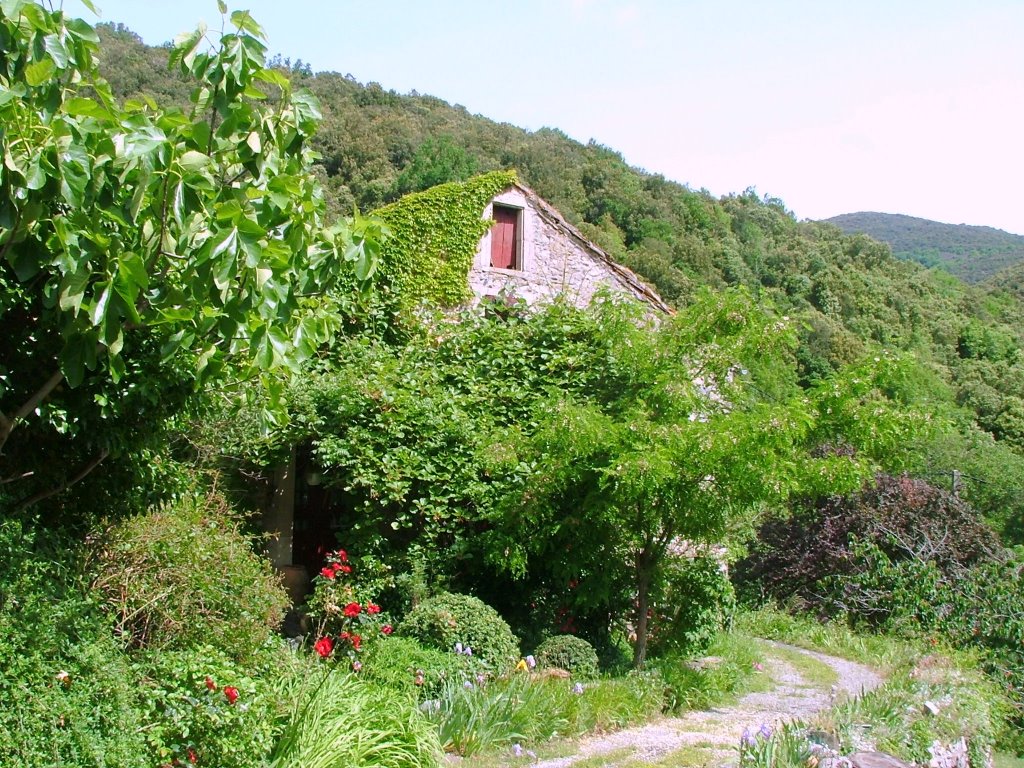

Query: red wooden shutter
(490, 206), (518, 269)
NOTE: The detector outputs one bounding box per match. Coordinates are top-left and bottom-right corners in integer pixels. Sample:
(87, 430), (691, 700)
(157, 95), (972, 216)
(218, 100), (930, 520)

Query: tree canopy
(0, 2), (382, 513)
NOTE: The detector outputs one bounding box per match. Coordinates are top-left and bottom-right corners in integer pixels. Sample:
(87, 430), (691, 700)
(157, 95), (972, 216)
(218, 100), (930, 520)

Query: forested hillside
(826, 211), (1024, 283)
(986, 260), (1024, 305)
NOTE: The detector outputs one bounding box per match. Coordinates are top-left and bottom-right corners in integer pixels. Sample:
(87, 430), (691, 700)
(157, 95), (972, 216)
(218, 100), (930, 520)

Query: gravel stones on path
(527, 641), (883, 768)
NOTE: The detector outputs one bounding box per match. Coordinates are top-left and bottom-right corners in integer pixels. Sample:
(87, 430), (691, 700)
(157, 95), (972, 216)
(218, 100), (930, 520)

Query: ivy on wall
(373, 170), (517, 309)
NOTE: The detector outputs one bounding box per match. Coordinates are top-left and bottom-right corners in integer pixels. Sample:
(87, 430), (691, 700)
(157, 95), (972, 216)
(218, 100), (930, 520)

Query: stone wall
(469, 187), (642, 309)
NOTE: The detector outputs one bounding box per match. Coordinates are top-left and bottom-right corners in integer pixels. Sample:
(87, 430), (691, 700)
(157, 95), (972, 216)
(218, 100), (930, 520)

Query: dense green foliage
(827, 212), (1024, 283)
(252, 292), (920, 670)
(92, 490), (289, 659)
(533, 635), (600, 679)
(0, 519), (148, 766)
(90, 24), (1024, 547)
(648, 554), (736, 658)
(0, 3), (382, 517)
(399, 592), (521, 673)
(373, 170), (515, 310)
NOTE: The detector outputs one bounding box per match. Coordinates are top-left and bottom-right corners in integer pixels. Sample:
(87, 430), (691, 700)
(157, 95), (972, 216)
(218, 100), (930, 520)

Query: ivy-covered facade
(373, 171), (670, 314)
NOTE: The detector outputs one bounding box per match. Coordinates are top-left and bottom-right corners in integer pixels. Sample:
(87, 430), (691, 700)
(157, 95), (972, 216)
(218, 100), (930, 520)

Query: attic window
(490, 204), (522, 270)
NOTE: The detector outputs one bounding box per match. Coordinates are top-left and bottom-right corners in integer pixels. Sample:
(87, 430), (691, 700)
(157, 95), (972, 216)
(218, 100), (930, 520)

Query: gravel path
(525, 641), (884, 768)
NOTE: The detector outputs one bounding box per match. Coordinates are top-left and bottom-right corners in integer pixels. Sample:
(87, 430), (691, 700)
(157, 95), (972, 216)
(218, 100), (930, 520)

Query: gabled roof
(504, 181), (674, 315)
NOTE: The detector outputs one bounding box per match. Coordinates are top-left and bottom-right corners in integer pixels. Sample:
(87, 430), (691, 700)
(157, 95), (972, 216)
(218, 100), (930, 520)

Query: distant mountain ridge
(824, 212), (1024, 284)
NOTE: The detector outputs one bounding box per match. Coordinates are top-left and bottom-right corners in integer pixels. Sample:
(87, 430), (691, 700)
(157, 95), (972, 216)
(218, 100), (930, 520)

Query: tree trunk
(632, 553), (653, 669)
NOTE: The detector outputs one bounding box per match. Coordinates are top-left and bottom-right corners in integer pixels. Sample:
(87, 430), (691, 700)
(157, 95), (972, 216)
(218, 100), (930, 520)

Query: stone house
(267, 180), (670, 600)
(469, 182), (671, 314)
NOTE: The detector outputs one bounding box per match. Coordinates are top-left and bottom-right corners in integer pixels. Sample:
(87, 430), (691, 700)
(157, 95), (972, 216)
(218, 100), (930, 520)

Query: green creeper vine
(373, 170), (517, 309)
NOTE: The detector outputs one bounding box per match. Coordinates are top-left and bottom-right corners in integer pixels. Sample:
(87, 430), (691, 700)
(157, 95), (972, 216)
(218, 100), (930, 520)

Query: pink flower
(352, 661), (362, 672)
(381, 624), (393, 635)
(338, 564), (352, 574)
(343, 602), (361, 618)
(314, 636), (334, 658)
(367, 603), (381, 614)
(350, 634), (362, 652)
(223, 686), (239, 705)
(320, 567), (336, 580)
(336, 549), (348, 562)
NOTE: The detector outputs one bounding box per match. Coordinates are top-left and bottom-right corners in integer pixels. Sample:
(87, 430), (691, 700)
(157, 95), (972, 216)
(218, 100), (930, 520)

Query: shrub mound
(399, 592), (520, 672)
(534, 635), (600, 679)
(92, 491), (288, 660)
(0, 519), (148, 767)
(362, 635), (482, 698)
(734, 473), (1001, 606)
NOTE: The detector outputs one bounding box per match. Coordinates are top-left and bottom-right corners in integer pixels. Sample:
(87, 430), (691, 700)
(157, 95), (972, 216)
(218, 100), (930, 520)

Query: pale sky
(63, 0), (1024, 234)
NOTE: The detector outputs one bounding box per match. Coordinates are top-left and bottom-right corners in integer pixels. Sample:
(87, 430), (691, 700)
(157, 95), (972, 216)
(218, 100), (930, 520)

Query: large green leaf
(24, 59), (55, 86)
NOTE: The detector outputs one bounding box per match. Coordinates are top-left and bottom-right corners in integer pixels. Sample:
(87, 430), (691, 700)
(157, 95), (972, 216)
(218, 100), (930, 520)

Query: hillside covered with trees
(826, 211), (1024, 283)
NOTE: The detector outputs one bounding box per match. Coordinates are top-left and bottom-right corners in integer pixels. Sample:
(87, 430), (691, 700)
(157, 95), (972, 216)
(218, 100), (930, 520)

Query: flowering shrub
(399, 592), (520, 673)
(136, 645), (279, 768)
(305, 548), (394, 670)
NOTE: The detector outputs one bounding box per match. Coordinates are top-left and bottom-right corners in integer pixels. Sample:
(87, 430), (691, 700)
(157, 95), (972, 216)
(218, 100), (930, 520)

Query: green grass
(654, 630), (773, 714)
(735, 607), (917, 671)
(758, 639), (839, 689)
(995, 752), (1024, 768)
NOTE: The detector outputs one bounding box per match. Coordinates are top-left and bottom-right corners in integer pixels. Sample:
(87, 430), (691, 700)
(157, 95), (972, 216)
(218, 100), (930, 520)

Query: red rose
(350, 634), (362, 651)
(367, 603), (381, 614)
(339, 564), (352, 574)
(381, 624), (393, 635)
(320, 567), (336, 580)
(204, 676), (216, 691)
(223, 686), (239, 705)
(336, 549), (348, 562)
(187, 748), (198, 764)
(314, 636), (334, 658)
(343, 602), (361, 617)
(339, 631), (351, 641)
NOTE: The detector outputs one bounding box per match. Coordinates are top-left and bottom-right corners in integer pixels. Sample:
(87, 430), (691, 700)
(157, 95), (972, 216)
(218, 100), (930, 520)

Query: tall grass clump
(270, 668), (442, 768)
(654, 630), (768, 713)
(426, 671), (665, 757)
